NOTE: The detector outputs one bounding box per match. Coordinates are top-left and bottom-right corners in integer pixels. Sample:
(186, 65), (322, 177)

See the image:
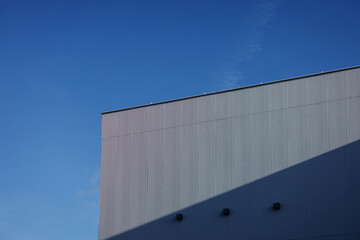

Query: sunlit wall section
(99, 66), (360, 240)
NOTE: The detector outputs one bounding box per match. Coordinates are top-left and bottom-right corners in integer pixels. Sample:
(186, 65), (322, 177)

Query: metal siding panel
(130, 133), (148, 228)
(180, 124), (199, 208)
(163, 102), (180, 128)
(147, 130), (163, 221)
(114, 135), (131, 233)
(130, 108), (147, 133)
(345, 68), (360, 98)
(288, 106), (308, 166)
(100, 67), (360, 240)
(250, 85), (268, 114)
(288, 78), (306, 107)
(198, 121), (215, 201)
(233, 88), (251, 117)
(197, 95), (214, 122)
(147, 104), (163, 131)
(288, 166), (309, 238)
(349, 236), (360, 240)
(296, 153), (332, 236)
(267, 175), (292, 239)
(328, 148), (353, 235)
(162, 127), (180, 215)
(290, 181), (308, 232)
(307, 103), (329, 158)
(180, 98), (197, 126)
(268, 82), (288, 111)
(345, 140), (360, 233)
(306, 75), (326, 105)
(214, 92), (233, 119)
(233, 115), (251, 187)
(326, 71), (346, 101)
(347, 97), (360, 143)
(215, 118), (233, 194)
(115, 111), (131, 137)
(269, 109), (289, 172)
(102, 113), (116, 138)
(99, 137), (116, 239)
(327, 100), (348, 149)
(106, 140), (360, 240)
(250, 112), (270, 181)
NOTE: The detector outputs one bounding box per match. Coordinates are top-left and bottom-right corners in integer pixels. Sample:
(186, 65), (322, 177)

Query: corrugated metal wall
(99, 67), (360, 240)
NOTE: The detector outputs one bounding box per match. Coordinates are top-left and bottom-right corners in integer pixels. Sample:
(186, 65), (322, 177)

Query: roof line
(102, 65), (360, 115)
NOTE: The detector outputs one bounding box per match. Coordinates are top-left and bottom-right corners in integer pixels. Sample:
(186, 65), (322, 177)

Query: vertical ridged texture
(99, 67), (360, 240)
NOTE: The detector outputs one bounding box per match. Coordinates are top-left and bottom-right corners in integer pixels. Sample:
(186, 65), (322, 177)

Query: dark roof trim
(102, 65), (360, 115)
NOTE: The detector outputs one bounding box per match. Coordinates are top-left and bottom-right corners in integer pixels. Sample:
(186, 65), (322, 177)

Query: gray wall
(99, 67), (360, 240)
(107, 139), (360, 240)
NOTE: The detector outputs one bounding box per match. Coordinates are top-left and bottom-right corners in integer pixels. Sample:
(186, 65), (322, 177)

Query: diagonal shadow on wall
(106, 140), (360, 240)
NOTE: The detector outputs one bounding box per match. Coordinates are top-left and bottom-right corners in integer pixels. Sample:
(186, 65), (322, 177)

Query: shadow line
(106, 140), (360, 240)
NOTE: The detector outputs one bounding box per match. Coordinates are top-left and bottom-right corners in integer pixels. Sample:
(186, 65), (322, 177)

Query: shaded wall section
(99, 67), (360, 240)
(108, 140), (360, 240)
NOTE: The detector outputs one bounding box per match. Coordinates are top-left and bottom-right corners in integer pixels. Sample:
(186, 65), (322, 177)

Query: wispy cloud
(89, 167), (100, 186)
(223, 70), (244, 89)
(221, 0), (281, 89)
(75, 168), (100, 210)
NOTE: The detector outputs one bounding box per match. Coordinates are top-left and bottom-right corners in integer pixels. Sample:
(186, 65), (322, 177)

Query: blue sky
(0, 0), (360, 239)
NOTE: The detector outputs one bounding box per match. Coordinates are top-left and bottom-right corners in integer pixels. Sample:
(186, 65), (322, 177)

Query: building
(99, 66), (360, 240)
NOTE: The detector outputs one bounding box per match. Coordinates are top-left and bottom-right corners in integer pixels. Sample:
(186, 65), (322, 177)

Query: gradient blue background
(1, 0), (360, 239)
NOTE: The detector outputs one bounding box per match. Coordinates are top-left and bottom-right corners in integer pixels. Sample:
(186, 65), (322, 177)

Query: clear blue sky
(0, 0), (359, 239)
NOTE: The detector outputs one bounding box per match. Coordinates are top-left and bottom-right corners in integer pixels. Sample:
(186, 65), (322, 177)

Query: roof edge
(102, 65), (360, 115)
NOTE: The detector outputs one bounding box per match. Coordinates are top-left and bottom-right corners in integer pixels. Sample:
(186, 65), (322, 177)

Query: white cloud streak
(75, 168), (100, 209)
(221, 0), (281, 89)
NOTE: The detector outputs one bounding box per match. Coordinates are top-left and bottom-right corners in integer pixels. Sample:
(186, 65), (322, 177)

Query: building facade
(99, 66), (360, 240)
